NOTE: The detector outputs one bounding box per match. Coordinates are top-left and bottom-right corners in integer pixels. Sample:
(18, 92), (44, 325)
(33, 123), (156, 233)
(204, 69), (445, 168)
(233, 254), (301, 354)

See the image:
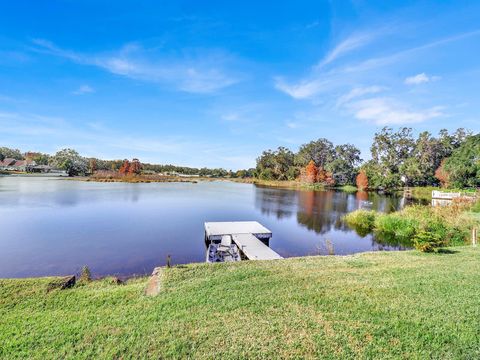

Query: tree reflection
(296, 190), (357, 234)
(254, 185), (296, 219)
(255, 186), (409, 238)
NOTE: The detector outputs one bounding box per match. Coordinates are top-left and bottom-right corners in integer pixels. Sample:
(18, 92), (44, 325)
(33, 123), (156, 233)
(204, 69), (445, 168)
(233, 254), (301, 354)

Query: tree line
(255, 127), (479, 189)
(0, 147), (250, 178)
(3, 127), (478, 187)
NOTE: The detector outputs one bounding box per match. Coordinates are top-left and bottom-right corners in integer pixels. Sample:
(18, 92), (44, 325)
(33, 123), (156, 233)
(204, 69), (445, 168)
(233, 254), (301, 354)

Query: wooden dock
(204, 221), (283, 261)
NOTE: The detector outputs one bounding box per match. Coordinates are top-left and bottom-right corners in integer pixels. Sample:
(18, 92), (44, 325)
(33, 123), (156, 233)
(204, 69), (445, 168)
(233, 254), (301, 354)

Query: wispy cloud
(274, 77), (331, 99)
(337, 85), (386, 106)
(72, 85), (95, 95)
(347, 97), (445, 125)
(404, 73), (440, 85)
(275, 28), (480, 100)
(316, 32), (375, 69)
(31, 39), (240, 94)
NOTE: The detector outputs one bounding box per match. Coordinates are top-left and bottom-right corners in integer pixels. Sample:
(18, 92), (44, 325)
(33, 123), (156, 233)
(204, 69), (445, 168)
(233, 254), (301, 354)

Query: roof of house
(0, 158), (16, 166)
(13, 160), (27, 167)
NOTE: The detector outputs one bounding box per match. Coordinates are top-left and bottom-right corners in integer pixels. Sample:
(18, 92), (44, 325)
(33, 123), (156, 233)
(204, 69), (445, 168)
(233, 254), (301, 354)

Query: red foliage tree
(128, 158), (142, 175)
(118, 160), (130, 175)
(435, 159), (450, 188)
(317, 167), (335, 186)
(356, 169), (369, 190)
(305, 160), (318, 183)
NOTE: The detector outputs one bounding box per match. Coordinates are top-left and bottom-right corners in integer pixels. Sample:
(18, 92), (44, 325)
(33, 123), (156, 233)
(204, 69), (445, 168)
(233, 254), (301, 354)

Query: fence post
(473, 228), (478, 247)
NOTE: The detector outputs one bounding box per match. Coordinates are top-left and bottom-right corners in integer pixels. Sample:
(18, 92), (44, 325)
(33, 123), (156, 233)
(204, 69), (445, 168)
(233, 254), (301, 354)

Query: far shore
(4, 172), (473, 202)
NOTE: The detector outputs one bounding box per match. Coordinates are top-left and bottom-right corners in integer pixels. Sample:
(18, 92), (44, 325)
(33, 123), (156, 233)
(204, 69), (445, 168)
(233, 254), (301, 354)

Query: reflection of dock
(204, 221), (283, 261)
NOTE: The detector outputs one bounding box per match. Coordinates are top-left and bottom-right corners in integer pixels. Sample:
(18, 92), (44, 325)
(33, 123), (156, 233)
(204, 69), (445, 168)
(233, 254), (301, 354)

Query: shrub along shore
(345, 198), (480, 251)
(1, 247), (480, 358)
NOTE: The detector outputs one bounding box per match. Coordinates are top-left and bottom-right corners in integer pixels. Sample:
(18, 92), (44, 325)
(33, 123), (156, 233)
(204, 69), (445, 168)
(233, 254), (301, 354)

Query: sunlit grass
(2, 248), (480, 358)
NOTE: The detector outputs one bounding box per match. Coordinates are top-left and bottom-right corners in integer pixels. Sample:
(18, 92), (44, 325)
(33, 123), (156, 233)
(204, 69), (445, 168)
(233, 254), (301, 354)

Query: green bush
(258, 168), (274, 180)
(472, 200), (480, 213)
(413, 230), (444, 252)
(374, 213), (418, 240)
(344, 210), (376, 234)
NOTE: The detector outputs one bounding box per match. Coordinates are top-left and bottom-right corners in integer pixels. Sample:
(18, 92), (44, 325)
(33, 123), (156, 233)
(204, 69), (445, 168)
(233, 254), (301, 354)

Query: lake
(0, 176), (410, 278)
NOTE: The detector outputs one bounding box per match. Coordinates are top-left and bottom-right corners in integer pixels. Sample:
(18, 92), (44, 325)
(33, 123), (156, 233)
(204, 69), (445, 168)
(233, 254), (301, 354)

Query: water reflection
(254, 185), (296, 219)
(254, 186), (406, 235)
(1, 177), (417, 278)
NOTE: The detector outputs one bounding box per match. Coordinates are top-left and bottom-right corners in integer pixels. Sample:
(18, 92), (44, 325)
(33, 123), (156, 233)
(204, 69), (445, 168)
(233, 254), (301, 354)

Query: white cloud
(337, 86), (386, 106)
(404, 73), (440, 85)
(73, 85), (94, 95)
(348, 97), (445, 125)
(31, 39), (240, 94)
(317, 32), (375, 68)
(275, 29), (480, 100)
(274, 77), (330, 99)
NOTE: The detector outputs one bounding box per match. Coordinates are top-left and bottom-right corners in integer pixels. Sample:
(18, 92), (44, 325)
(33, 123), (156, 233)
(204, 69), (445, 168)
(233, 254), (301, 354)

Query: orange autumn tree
(317, 166), (335, 186)
(129, 158), (142, 175)
(118, 160), (130, 175)
(356, 169), (369, 190)
(305, 160), (318, 183)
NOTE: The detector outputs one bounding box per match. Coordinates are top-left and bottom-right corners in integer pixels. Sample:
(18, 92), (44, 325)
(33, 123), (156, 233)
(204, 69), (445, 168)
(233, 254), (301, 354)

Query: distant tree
(129, 158), (142, 175)
(272, 147), (295, 180)
(118, 160), (130, 175)
(256, 147), (295, 180)
(286, 166), (300, 180)
(305, 160), (318, 183)
(327, 144), (362, 185)
(51, 148), (87, 176)
(443, 134), (480, 188)
(434, 160), (450, 188)
(236, 169), (247, 178)
(317, 166), (335, 186)
(369, 127), (415, 188)
(295, 138), (335, 168)
(32, 153), (50, 165)
(0, 147), (24, 161)
(356, 170), (369, 190)
(89, 159), (97, 174)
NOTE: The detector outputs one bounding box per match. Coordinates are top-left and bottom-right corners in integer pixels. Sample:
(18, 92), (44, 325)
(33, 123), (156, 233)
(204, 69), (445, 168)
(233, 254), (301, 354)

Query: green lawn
(2, 247), (480, 359)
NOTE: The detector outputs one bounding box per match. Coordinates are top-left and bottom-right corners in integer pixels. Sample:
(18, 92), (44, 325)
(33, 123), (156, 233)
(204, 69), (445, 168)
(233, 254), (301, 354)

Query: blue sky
(0, 1), (479, 169)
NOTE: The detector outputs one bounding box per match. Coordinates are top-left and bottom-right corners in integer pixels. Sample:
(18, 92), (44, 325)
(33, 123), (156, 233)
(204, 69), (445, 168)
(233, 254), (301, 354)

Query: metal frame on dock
(204, 221), (282, 261)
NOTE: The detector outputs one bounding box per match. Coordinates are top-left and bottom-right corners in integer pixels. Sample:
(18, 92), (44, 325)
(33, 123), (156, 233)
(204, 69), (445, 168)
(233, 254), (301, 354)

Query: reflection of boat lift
(206, 235), (241, 263)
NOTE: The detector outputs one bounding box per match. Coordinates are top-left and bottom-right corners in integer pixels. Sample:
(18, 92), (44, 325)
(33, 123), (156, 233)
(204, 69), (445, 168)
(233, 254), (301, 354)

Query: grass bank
(2, 248), (480, 358)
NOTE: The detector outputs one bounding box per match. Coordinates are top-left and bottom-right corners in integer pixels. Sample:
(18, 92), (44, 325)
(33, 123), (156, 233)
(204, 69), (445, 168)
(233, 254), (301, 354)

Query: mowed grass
(2, 248), (480, 359)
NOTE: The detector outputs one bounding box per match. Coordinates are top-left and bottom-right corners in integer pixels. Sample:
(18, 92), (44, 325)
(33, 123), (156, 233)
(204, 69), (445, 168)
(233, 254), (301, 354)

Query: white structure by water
(204, 221), (283, 261)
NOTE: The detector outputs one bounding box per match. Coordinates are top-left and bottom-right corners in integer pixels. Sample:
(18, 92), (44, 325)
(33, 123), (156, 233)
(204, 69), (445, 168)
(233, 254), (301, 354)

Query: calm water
(0, 176), (409, 278)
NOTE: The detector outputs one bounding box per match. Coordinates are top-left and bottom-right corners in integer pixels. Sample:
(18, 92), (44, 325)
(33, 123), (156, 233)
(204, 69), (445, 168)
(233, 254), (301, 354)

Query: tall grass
(344, 200), (479, 251)
(344, 210), (376, 236)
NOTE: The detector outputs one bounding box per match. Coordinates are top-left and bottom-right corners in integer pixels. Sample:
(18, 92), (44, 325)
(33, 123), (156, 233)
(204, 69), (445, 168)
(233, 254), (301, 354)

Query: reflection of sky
(1, 177), (407, 278)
